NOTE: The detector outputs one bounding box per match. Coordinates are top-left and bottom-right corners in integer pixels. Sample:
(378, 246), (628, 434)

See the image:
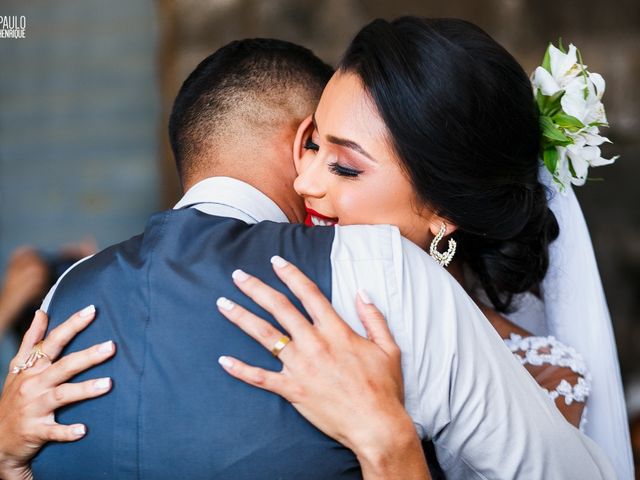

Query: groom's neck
(181, 150), (305, 223)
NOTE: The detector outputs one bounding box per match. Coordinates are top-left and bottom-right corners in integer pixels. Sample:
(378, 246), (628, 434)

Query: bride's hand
(0, 308), (116, 480)
(216, 256), (429, 480)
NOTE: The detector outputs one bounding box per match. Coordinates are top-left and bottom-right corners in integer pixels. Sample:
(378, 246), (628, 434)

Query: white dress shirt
(43, 176), (614, 479)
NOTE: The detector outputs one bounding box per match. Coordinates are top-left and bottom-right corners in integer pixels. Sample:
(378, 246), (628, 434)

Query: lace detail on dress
(504, 333), (592, 431)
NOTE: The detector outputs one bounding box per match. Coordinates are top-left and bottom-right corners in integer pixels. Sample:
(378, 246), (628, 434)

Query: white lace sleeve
(504, 333), (592, 431)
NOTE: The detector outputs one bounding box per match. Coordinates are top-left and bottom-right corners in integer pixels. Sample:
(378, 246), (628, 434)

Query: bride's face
(293, 72), (437, 248)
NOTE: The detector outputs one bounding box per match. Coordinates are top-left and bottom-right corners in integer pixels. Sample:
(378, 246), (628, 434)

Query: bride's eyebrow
(312, 112), (377, 163)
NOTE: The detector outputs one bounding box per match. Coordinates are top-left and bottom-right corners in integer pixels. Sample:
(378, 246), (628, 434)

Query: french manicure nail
(94, 377), (111, 390)
(98, 340), (114, 354)
(232, 269), (249, 282)
(216, 297), (235, 311)
(73, 425), (86, 436)
(270, 255), (288, 269)
(358, 289), (373, 305)
(218, 356), (234, 369)
(79, 305), (96, 318)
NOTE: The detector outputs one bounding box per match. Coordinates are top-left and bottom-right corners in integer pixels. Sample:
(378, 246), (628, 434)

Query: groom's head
(169, 38), (333, 222)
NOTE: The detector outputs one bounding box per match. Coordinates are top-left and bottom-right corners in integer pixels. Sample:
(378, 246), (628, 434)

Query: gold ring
(270, 336), (291, 357)
(33, 341), (50, 361)
(11, 341), (50, 374)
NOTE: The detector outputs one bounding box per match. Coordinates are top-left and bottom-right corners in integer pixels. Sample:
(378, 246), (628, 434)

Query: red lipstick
(304, 207), (338, 227)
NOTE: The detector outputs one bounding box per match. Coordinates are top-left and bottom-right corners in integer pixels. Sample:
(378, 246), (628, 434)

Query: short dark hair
(340, 17), (558, 312)
(169, 38), (334, 183)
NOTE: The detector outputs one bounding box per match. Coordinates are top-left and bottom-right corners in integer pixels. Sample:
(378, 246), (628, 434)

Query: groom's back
(32, 208), (361, 479)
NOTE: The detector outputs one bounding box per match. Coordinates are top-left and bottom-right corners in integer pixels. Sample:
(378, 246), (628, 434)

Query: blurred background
(0, 0), (638, 469)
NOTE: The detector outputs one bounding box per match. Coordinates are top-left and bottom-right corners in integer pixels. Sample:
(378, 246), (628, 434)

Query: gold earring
(429, 222), (457, 267)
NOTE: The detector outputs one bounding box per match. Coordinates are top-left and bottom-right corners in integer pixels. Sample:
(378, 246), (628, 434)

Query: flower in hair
(531, 41), (618, 191)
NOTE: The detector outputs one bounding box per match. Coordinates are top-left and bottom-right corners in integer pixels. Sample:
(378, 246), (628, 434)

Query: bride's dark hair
(340, 17), (559, 312)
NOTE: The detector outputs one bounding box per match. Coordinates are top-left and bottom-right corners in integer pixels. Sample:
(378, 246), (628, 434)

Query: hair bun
(460, 184), (559, 312)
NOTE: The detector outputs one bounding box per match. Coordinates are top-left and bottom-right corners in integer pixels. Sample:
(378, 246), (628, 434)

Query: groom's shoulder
(45, 214), (337, 302)
(41, 210), (173, 311)
(43, 230), (147, 307)
(55, 209), (177, 282)
(246, 220), (335, 251)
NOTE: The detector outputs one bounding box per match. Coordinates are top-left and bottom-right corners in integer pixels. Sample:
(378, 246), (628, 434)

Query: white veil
(539, 167), (633, 478)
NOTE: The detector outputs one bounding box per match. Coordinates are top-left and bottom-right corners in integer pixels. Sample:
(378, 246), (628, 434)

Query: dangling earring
(429, 222), (457, 267)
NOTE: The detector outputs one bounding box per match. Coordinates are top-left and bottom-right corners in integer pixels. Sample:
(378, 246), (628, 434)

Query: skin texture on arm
(216, 256), (430, 480)
(0, 309), (115, 480)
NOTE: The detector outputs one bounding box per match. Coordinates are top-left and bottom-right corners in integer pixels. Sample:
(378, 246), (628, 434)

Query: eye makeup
(328, 161), (362, 178)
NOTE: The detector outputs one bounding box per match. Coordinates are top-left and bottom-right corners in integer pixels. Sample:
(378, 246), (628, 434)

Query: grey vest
(32, 207), (361, 479)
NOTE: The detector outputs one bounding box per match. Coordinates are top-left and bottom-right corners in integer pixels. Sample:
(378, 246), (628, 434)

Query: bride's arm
(216, 259), (430, 480)
(478, 304), (588, 428)
(0, 308), (115, 480)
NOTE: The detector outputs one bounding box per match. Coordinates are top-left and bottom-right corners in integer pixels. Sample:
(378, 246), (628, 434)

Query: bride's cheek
(336, 188), (371, 224)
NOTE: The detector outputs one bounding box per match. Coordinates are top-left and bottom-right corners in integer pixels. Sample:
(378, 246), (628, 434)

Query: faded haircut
(168, 38), (334, 183)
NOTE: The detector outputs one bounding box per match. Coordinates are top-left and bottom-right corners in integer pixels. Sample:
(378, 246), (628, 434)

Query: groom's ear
(293, 115), (314, 175)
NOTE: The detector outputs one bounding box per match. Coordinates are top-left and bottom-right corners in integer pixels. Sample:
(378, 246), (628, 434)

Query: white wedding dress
(505, 168), (634, 479)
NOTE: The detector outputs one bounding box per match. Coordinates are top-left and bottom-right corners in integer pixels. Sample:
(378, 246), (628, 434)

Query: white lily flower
(532, 44), (583, 96)
(565, 143), (617, 187)
(561, 75), (608, 126)
(532, 66), (562, 95)
(549, 43), (582, 83)
(566, 144), (598, 184)
(569, 126), (611, 148)
(587, 101), (607, 125)
(588, 72), (606, 100)
(532, 42), (617, 192)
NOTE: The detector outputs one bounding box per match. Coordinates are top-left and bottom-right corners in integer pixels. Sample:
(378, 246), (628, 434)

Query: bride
(0, 16), (632, 479)
(215, 16), (631, 477)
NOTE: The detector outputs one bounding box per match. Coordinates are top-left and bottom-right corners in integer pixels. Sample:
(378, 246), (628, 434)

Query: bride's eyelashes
(328, 162), (362, 178)
(304, 135), (363, 178)
(304, 137), (319, 152)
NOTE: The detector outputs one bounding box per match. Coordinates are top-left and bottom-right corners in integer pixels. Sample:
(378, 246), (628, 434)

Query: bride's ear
(293, 115), (314, 175)
(428, 217), (458, 238)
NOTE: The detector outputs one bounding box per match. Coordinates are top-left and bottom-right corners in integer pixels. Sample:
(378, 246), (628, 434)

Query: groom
(30, 39), (611, 479)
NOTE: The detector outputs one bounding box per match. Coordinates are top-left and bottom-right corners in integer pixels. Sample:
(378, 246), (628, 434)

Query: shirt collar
(173, 177), (289, 224)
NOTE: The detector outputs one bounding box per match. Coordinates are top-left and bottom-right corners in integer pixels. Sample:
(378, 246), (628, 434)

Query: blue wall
(0, 0), (161, 274)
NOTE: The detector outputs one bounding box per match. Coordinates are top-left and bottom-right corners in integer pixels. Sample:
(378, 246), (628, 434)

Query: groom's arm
(329, 224), (615, 479)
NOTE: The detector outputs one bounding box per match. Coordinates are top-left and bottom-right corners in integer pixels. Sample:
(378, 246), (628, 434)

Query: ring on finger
(11, 341), (50, 374)
(270, 335), (291, 358)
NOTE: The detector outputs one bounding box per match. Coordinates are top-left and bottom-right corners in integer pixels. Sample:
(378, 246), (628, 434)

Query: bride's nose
(294, 156), (327, 199)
